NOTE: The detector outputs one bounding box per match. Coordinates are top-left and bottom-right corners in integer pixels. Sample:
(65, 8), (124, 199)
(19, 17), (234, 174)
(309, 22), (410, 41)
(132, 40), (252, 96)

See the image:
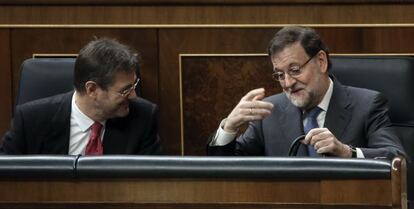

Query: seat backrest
(16, 57), (142, 106)
(330, 55), (414, 202)
(16, 58), (76, 106)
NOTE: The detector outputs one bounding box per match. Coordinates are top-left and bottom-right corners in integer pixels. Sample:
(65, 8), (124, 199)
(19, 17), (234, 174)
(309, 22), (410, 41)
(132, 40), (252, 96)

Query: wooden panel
(0, 178), (397, 209)
(10, 28), (159, 105)
(0, 0), (411, 5)
(0, 29), (11, 138)
(159, 28), (276, 155)
(0, 157), (404, 209)
(181, 55), (281, 155)
(0, 178), (395, 208)
(1, 4), (414, 25)
(321, 180), (391, 204)
(362, 27), (414, 53)
(0, 179), (321, 203)
(0, 203), (393, 209)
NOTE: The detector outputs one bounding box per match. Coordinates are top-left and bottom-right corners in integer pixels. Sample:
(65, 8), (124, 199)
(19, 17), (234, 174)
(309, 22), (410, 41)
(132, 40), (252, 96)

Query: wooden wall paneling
(158, 28), (277, 155)
(0, 0), (411, 5)
(320, 179), (392, 205)
(10, 28), (159, 105)
(0, 179), (321, 203)
(361, 27), (414, 53)
(0, 177), (399, 208)
(315, 27), (364, 53)
(0, 29), (12, 138)
(1, 4), (414, 24)
(316, 27), (414, 54)
(180, 55), (281, 156)
(0, 203), (393, 209)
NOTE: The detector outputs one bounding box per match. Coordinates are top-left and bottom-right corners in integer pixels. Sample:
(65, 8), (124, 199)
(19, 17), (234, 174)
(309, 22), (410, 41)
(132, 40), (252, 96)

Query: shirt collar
(317, 77), (333, 112)
(71, 91), (105, 132)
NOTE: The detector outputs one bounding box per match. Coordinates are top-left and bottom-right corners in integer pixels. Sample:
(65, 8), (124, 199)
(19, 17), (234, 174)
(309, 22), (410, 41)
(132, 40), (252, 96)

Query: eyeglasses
(110, 78), (140, 97)
(271, 54), (316, 81)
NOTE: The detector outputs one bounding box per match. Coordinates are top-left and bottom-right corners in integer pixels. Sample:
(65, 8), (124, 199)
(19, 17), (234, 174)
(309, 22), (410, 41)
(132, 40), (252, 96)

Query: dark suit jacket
(0, 92), (161, 155)
(208, 79), (406, 159)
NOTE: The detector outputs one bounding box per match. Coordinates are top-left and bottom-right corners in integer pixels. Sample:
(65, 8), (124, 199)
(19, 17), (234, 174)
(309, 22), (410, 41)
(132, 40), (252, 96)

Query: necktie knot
(304, 106), (322, 134)
(306, 106), (322, 120)
(90, 122), (103, 139)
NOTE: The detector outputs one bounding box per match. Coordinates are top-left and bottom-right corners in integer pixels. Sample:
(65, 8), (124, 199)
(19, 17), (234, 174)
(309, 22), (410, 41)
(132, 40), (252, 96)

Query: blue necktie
(304, 107), (322, 156)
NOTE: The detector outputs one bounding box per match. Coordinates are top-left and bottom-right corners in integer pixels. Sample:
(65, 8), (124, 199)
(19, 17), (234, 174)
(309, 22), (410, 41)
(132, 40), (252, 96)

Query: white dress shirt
(69, 92), (106, 155)
(211, 78), (364, 158)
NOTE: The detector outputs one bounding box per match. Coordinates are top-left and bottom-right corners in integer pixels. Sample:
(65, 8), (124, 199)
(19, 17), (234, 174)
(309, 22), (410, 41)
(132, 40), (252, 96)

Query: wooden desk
(0, 156), (407, 209)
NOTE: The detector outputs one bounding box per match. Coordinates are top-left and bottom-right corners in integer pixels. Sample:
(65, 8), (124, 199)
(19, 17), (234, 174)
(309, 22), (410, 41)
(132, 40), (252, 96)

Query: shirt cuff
(356, 148), (365, 158)
(209, 119), (237, 146)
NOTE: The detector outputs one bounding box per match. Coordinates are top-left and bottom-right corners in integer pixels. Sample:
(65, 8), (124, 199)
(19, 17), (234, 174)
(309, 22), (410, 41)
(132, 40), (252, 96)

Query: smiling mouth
(289, 88), (303, 94)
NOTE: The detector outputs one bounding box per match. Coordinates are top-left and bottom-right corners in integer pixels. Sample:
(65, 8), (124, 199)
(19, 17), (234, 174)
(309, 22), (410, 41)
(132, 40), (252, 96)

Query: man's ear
(85, 81), (99, 97)
(317, 50), (328, 73)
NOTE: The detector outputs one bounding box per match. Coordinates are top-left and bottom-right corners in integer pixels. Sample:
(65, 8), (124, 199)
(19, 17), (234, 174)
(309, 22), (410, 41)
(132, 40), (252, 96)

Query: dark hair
(74, 38), (138, 93)
(267, 26), (331, 70)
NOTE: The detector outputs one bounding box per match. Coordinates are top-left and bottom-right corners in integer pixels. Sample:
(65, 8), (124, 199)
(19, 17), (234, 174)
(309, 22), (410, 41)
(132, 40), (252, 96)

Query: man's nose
(127, 89), (137, 99)
(283, 74), (297, 88)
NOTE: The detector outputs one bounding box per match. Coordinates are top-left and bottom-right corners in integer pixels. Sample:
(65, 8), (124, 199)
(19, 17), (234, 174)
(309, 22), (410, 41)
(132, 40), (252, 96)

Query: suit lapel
(324, 79), (352, 141)
(42, 92), (73, 154)
(278, 96), (308, 156)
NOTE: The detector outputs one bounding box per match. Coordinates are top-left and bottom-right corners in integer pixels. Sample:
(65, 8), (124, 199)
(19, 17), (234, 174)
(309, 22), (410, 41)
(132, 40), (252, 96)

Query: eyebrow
(274, 62), (301, 72)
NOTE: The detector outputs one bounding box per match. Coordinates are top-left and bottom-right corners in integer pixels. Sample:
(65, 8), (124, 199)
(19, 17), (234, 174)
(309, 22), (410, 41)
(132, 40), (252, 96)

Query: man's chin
(119, 107), (130, 117)
(287, 94), (309, 109)
(112, 106), (130, 118)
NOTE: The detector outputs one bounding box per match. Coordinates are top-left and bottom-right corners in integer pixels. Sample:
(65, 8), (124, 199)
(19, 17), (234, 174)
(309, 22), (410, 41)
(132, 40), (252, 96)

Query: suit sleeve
(360, 93), (407, 159)
(207, 120), (265, 156)
(0, 106), (27, 154)
(136, 104), (162, 155)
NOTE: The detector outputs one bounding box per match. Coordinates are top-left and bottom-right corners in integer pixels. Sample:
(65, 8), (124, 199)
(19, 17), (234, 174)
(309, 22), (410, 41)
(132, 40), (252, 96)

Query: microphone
(288, 135), (306, 156)
(288, 135), (328, 157)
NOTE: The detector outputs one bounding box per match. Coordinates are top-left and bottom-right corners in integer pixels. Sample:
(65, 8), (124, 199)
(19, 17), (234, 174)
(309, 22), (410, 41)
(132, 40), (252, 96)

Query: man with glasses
(1, 38), (161, 155)
(208, 26), (405, 159)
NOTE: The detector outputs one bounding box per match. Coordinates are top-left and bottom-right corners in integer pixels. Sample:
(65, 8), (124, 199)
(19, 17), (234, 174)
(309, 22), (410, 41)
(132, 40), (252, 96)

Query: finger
(316, 143), (334, 154)
(241, 88), (265, 102)
(238, 101), (273, 111)
(314, 134), (343, 155)
(308, 130), (332, 145)
(300, 139), (308, 145)
(249, 108), (273, 117)
(304, 128), (327, 143)
(251, 100), (274, 110)
(308, 127), (328, 136)
(240, 114), (267, 122)
(228, 108), (271, 123)
(239, 108), (253, 116)
(252, 92), (265, 101)
(313, 138), (331, 150)
(238, 107), (272, 118)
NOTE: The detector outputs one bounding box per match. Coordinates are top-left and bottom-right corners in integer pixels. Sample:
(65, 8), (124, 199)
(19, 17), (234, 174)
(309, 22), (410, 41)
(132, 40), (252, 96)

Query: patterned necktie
(85, 122), (103, 155)
(304, 107), (322, 157)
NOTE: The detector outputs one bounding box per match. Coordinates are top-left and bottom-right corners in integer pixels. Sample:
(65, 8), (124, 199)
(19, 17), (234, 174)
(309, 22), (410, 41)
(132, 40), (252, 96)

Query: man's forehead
(112, 71), (136, 85)
(271, 44), (307, 67)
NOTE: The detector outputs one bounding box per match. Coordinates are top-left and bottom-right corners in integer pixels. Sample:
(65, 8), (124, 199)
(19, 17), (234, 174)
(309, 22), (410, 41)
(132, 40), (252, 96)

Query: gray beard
(285, 91), (314, 110)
